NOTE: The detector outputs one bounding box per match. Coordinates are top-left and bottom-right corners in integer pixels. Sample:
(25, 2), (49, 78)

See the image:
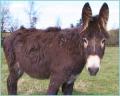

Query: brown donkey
(3, 3), (109, 95)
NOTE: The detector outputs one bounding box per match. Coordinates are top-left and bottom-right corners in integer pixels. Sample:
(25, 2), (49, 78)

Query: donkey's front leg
(62, 82), (74, 95)
(47, 83), (59, 95)
(47, 74), (65, 95)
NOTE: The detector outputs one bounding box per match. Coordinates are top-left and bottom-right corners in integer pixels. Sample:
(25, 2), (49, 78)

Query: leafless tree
(8, 19), (19, 32)
(0, 2), (10, 32)
(26, 1), (39, 28)
(1, 1), (19, 33)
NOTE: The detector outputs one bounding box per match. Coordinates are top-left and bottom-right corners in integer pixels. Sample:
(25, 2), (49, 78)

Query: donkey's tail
(3, 33), (16, 69)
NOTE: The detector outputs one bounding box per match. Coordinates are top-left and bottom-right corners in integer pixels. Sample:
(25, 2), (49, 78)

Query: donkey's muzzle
(88, 67), (99, 76)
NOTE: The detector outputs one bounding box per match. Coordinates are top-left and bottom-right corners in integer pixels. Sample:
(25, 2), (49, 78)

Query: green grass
(1, 47), (119, 95)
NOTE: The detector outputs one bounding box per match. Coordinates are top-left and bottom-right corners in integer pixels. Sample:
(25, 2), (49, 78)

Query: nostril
(95, 67), (99, 73)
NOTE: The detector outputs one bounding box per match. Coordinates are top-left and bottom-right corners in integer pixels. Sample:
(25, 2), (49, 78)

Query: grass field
(1, 47), (119, 95)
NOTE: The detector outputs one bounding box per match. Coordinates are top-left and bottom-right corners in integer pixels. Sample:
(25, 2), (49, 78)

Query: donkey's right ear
(81, 3), (92, 31)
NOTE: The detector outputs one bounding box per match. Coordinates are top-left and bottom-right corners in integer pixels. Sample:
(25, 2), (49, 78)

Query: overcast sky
(2, 1), (119, 30)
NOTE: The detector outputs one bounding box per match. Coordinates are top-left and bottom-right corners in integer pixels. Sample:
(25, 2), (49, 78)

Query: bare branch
(25, 1), (39, 28)
(0, 2), (10, 32)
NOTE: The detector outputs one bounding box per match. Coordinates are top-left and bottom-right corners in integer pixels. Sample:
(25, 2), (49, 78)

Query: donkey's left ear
(98, 3), (109, 29)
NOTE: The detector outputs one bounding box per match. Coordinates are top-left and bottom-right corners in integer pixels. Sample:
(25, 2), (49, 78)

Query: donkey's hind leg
(7, 62), (23, 95)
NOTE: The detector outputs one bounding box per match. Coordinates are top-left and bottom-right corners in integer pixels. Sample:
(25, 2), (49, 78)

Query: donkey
(3, 3), (109, 95)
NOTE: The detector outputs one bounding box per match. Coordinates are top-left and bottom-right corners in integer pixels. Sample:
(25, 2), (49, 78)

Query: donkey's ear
(81, 3), (92, 31)
(98, 3), (109, 29)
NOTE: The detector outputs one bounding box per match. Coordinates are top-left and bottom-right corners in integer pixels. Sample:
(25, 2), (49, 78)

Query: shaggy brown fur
(3, 3), (109, 95)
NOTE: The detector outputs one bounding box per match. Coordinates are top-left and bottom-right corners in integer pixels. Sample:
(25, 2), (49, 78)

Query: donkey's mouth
(88, 67), (99, 76)
(89, 72), (97, 76)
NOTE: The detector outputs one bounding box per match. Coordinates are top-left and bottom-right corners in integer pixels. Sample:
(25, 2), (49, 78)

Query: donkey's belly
(25, 69), (50, 79)
(25, 66), (50, 79)
(19, 59), (51, 79)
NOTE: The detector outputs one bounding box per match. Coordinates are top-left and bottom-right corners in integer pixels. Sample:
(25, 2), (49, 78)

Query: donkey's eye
(83, 38), (88, 48)
(101, 39), (105, 44)
(101, 39), (106, 48)
(83, 38), (87, 43)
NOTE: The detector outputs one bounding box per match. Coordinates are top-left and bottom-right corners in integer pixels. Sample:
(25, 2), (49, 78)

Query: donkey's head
(80, 3), (109, 76)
